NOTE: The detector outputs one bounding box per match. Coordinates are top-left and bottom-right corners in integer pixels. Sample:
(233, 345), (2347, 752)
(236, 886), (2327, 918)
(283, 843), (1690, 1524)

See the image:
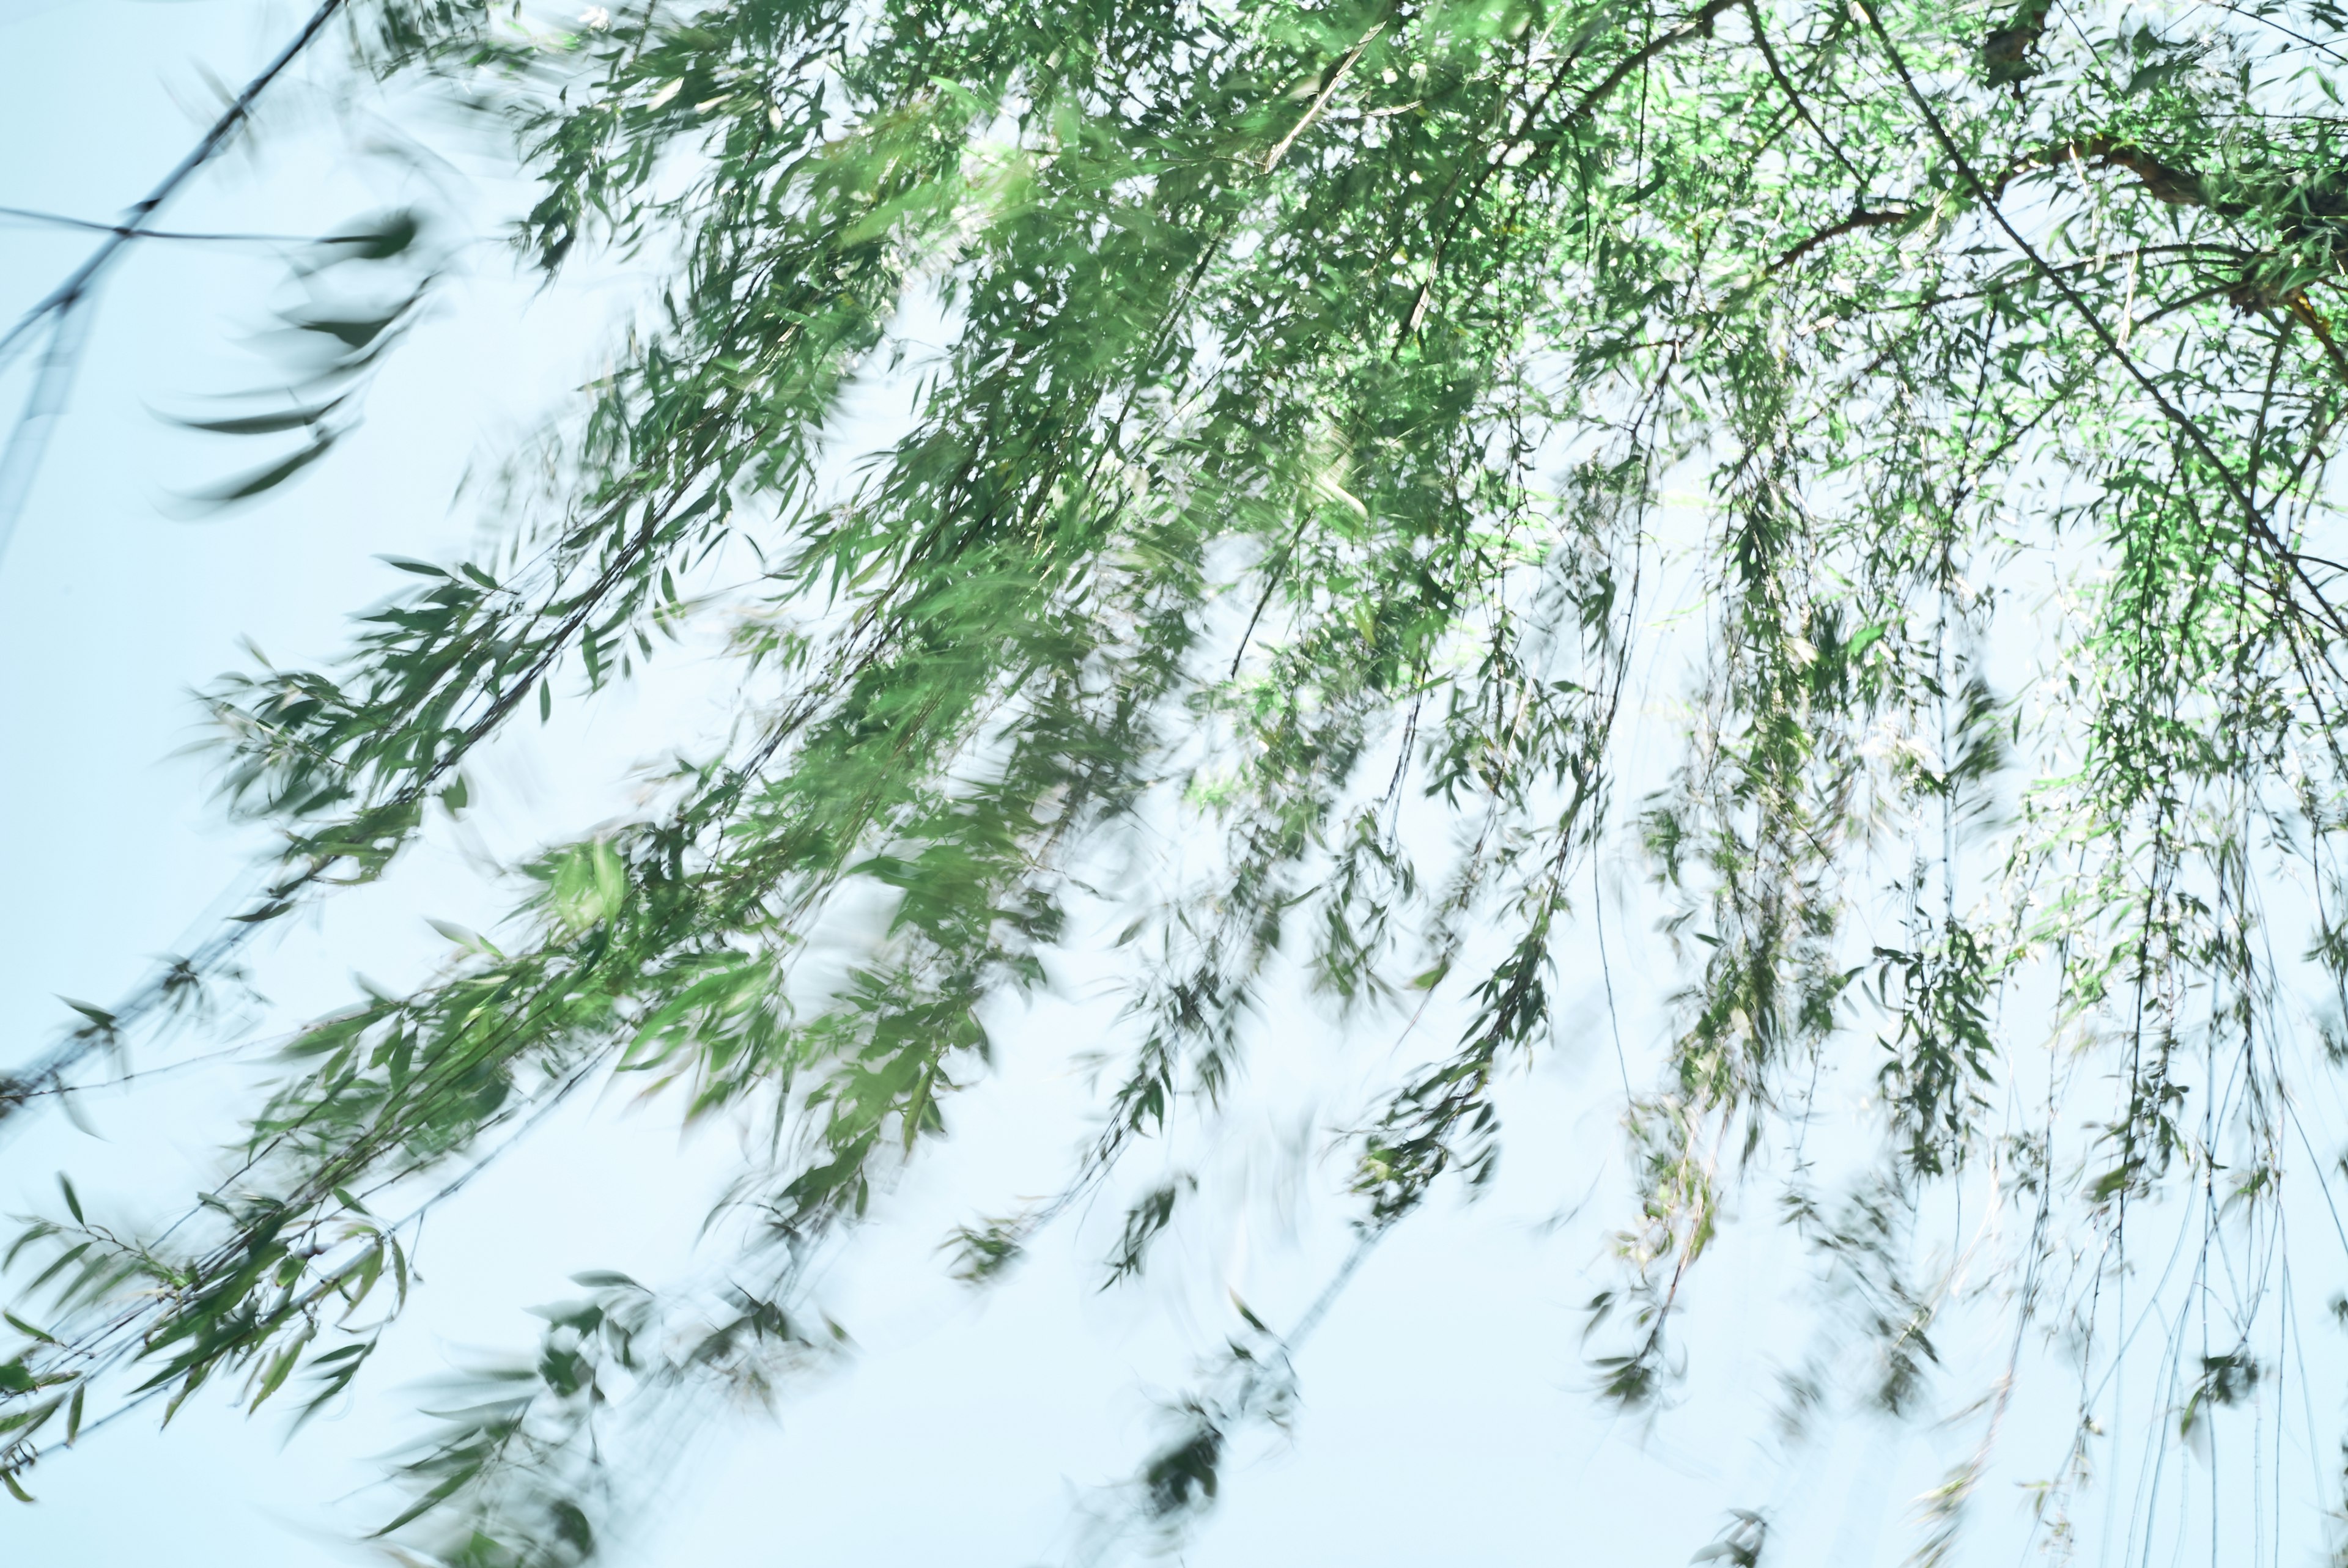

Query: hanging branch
(0, 0), (352, 558)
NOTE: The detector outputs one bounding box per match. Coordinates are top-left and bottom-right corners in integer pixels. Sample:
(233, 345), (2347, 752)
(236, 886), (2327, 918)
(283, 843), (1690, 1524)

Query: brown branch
(1859, 0), (2348, 650)
(1990, 136), (2348, 389)
(1993, 135), (2225, 212)
(2289, 291), (2348, 390)
(1770, 207), (1914, 273)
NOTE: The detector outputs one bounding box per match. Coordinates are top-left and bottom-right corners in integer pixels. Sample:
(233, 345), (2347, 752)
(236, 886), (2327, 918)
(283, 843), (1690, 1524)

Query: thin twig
(0, 0), (351, 558)
(0, 205), (369, 245)
(1261, 23), (1386, 172)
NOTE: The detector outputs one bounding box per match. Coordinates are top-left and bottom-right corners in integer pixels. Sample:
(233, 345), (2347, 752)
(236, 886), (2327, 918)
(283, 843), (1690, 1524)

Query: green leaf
(186, 433), (336, 506)
(318, 209), (421, 262)
(2, 1314), (57, 1346)
(168, 395), (348, 436)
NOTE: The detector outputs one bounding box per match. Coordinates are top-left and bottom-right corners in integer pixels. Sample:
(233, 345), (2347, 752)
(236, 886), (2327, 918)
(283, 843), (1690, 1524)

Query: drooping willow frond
(10, 0), (2348, 1560)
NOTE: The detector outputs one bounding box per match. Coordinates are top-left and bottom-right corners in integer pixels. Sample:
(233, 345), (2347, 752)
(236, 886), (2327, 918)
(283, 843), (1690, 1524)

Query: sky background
(0, 5), (2313, 1566)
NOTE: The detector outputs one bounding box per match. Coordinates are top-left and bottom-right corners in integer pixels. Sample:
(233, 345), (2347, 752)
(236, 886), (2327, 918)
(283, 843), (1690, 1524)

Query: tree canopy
(9, 0), (2348, 1559)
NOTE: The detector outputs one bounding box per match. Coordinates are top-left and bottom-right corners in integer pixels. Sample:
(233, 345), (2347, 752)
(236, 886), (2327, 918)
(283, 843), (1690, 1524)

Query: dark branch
(0, 205), (364, 246)
(1770, 207), (1914, 273)
(0, 0), (351, 562)
(0, 0), (350, 367)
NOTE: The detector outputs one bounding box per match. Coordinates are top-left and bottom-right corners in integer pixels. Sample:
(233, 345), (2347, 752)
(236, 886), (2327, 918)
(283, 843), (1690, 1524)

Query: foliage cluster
(10, 0), (2348, 1558)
